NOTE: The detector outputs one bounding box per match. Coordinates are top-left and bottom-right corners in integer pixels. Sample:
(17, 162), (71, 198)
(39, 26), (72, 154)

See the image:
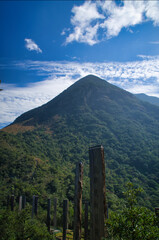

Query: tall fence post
(47, 198), (51, 232)
(19, 196), (22, 211)
(32, 195), (35, 218)
(73, 162), (83, 240)
(155, 207), (159, 217)
(53, 198), (57, 229)
(22, 195), (26, 209)
(35, 196), (38, 216)
(63, 199), (69, 240)
(11, 195), (14, 211)
(107, 205), (109, 219)
(7, 195), (10, 209)
(84, 201), (89, 240)
(89, 145), (107, 240)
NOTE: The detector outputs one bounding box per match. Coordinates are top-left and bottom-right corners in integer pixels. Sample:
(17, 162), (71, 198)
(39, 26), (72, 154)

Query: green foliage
(123, 182), (143, 208)
(106, 184), (159, 240)
(0, 208), (54, 240)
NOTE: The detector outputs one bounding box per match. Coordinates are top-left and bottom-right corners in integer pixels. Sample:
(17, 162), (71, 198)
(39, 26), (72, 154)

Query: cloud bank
(25, 38), (42, 53)
(0, 56), (159, 128)
(64, 0), (159, 45)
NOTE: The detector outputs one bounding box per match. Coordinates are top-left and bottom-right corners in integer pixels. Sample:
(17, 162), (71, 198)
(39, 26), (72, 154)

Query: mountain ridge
(6, 74), (159, 129)
(135, 93), (159, 107)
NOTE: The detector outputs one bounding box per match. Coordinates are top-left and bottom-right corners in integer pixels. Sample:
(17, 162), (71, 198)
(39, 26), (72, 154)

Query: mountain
(135, 93), (159, 107)
(0, 75), (159, 211)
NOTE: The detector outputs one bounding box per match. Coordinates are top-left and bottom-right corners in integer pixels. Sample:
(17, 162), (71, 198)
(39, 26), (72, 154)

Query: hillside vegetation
(0, 75), (159, 212)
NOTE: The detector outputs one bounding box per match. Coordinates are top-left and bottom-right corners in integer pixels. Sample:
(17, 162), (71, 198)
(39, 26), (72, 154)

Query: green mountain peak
(1, 75), (159, 211)
(11, 75), (140, 126)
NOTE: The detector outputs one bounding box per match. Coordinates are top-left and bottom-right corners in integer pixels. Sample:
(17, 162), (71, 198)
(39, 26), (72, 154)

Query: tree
(106, 183), (159, 240)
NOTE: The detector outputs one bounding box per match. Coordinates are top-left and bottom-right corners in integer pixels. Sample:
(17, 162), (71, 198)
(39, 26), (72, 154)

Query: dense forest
(0, 75), (159, 239)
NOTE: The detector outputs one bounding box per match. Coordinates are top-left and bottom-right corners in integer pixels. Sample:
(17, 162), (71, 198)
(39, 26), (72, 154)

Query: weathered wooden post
(155, 207), (159, 217)
(11, 195), (14, 211)
(107, 205), (109, 219)
(22, 195), (26, 209)
(89, 145), (107, 240)
(73, 162), (84, 240)
(35, 196), (38, 216)
(32, 195), (35, 218)
(84, 201), (89, 240)
(7, 195), (10, 209)
(19, 196), (22, 211)
(53, 198), (57, 229)
(63, 199), (69, 240)
(47, 198), (51, 232)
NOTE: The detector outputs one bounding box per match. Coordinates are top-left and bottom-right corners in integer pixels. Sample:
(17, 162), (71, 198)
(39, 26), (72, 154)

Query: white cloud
(0, 57), (159, 128)
(65, 1), (104, 45)
(145, 1), (159, 26)
(25, 38), (42, 53)
(64, 0), (159, 45)
(100, 1), (144, 38)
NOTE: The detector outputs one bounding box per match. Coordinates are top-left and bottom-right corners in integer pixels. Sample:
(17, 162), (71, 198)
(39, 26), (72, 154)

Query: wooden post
(35, 196), (38, 216)
(11, 195), (14, 211)
(107, 205), (109, 219)
(63, 199), (68, 240)
(19, 196), (22, 211)
(84, 201), (89, 240)
(155, 207), (159, 217)
(47, 198), (51, 232)
(32, 195), (35, 218)
(7, 195), (10, 209)
(73, 162), (83, 240)
(53, 198), (57, 229)
(22, 195), (26, 209)
(89, 145), (107, 240)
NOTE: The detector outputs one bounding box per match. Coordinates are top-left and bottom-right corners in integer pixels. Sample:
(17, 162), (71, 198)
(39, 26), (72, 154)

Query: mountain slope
(135, 93), (159, 107)
(10, 75), (159, 125)
(0, 75), (159, 210)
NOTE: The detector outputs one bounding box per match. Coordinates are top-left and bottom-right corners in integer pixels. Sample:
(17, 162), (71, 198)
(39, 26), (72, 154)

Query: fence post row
(89, 145), (107, 240)
(6, 146), (108, 240)
(73, 162), (84, 240)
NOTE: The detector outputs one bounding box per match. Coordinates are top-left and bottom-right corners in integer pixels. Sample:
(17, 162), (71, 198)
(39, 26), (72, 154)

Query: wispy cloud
(0, 77), (73, 128)
(137, 54), (159, 60)
(25, 38), (42, 53)
(150, 41), (159, 45)
(0, 56), (159, 128)
(64, 0), (159, 45)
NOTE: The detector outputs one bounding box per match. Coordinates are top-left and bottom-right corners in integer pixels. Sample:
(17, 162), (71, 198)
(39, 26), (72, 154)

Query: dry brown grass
(1, 123), (34, 134)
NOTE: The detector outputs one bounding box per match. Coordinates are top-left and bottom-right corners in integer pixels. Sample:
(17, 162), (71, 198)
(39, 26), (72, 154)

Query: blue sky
(0, 0), (159, 129)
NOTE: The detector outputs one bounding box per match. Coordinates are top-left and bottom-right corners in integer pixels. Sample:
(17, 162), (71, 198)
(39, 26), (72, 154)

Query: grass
(54, 229), (85, 240)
